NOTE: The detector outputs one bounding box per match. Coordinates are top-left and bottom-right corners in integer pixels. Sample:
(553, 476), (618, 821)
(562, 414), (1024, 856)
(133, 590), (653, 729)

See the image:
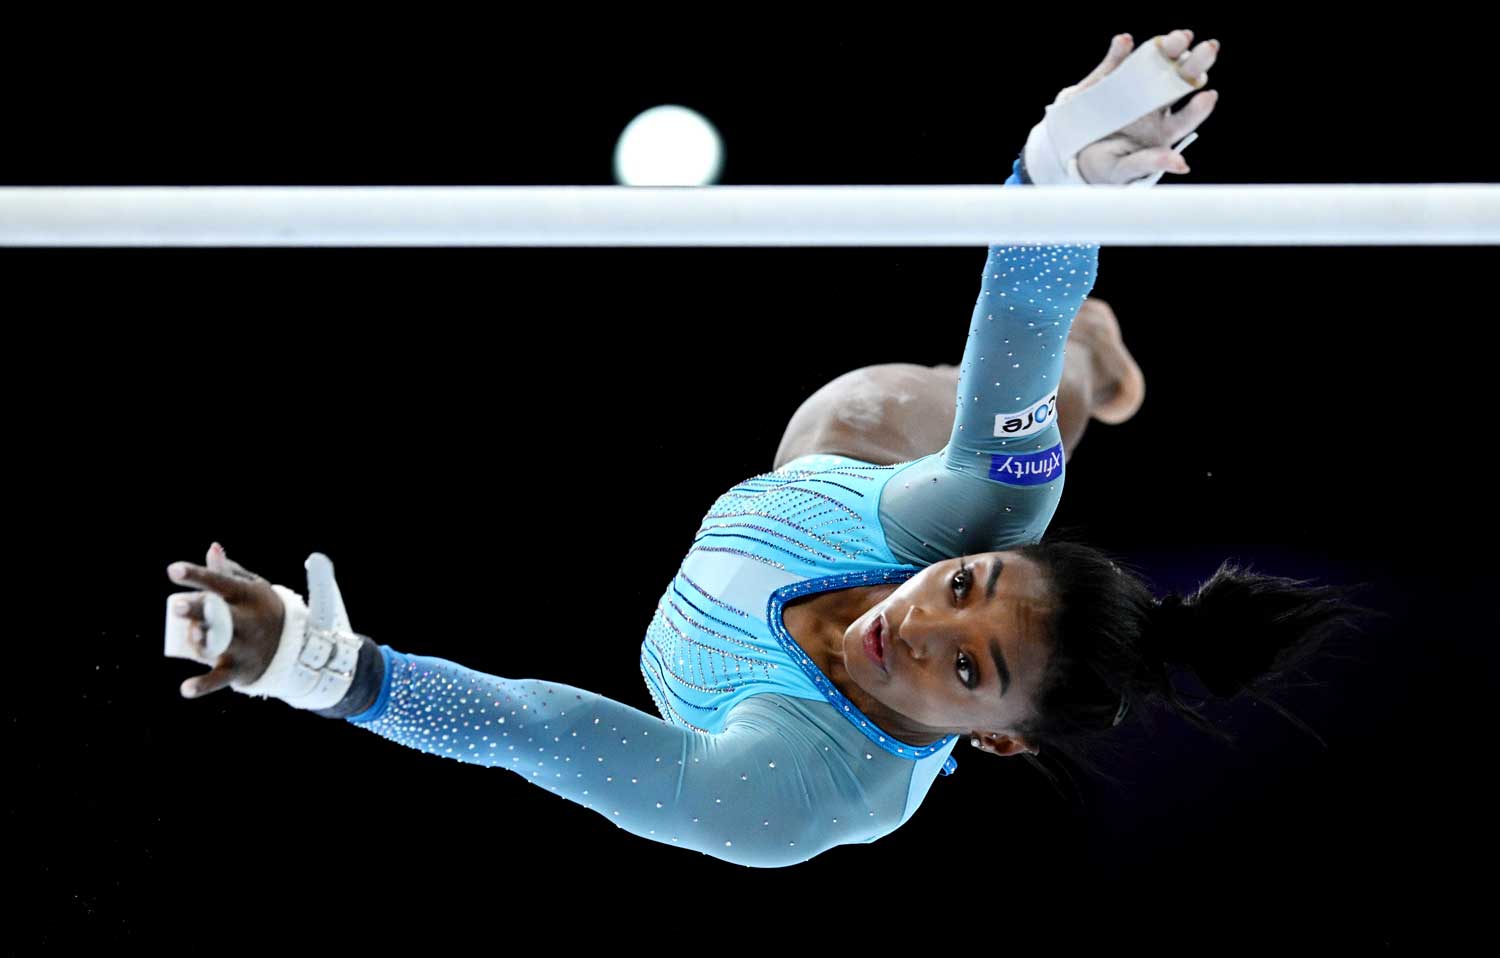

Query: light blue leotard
(317, 155), (1100, 867)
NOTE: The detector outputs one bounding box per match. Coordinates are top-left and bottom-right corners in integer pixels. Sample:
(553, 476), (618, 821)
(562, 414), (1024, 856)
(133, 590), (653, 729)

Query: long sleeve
(336, 644), (906, 868)
(309, 634), (384, 719)
(878, 154), (1099, 564)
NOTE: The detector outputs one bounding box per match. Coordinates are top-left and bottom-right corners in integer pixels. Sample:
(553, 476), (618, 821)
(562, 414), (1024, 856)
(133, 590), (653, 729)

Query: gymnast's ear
(970, 733), (1038, 757)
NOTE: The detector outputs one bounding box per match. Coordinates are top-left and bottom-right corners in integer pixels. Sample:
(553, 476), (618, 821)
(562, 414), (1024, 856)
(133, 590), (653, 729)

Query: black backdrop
(12, 13), (1497, 949)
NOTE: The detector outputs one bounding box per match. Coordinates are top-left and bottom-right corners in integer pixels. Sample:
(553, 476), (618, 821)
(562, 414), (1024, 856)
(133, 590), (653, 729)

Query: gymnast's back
(324, 160), (1099, 867)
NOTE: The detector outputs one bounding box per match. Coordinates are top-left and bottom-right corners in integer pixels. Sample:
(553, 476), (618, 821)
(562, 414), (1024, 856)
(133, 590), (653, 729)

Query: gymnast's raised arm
(876, 31), (1219, 566)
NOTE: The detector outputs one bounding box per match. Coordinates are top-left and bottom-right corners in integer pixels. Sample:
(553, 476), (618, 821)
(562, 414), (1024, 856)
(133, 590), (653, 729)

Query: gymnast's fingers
(1174, 39), (1218, 87)
(1075, 34), (1135, 90)
(206, 542), (268, 583)
(180, 657), (237, 699)
(1153, 29), (1194, 62)
(167, 561), (251, 603)
(172, 592), (206, 623)
(167, 592), (215, 656)
(1163, 89), (1220, 145)
(1117, 146), (1190, 183)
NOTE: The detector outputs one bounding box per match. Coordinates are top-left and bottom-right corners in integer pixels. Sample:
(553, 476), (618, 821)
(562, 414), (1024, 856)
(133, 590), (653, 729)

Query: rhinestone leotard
(322, 156), (1101, 867)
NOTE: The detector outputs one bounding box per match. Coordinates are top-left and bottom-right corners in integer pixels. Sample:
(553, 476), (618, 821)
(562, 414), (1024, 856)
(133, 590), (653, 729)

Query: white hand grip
(163, 591), (232, 663)
(1025, 37), (1202, 187)
(304, 552), (352, 634)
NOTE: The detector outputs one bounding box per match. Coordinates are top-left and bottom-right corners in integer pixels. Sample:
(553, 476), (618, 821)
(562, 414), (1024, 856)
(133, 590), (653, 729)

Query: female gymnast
(163, 29), (1375, 868)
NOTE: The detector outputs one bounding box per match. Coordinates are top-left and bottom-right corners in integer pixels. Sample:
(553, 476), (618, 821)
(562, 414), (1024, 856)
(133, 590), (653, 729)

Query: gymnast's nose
(895, 604), (946, 663)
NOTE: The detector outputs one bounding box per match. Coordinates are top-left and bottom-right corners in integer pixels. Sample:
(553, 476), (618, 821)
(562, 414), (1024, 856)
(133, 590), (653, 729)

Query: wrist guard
(231, 553), (362, 711)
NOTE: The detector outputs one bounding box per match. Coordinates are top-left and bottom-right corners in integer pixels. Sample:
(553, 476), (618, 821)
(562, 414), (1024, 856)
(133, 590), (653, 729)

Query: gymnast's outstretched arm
(324, 643), (899, 867)
(166, 551), (898, 869)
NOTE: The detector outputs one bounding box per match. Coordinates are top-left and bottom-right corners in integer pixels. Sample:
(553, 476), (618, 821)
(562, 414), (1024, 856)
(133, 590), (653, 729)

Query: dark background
(12, 13), (1496, 950)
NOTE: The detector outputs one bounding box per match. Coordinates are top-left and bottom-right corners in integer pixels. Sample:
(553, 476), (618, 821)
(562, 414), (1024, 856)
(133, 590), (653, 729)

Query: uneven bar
(0, 184), (1496, 246)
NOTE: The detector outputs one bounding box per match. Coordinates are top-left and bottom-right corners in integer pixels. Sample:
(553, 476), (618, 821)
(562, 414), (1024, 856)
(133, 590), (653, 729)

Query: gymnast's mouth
(863, 613), (888, 673)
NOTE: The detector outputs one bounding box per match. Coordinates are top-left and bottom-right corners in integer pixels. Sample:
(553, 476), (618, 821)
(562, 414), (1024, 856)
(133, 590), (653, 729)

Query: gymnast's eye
(956, 650), (978, 690)
(951, 558), (973, 601)
(952, 559), (978, 689)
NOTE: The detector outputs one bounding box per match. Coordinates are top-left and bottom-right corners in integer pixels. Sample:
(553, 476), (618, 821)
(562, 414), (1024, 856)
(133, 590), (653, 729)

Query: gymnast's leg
(772, 297), (1145, 469)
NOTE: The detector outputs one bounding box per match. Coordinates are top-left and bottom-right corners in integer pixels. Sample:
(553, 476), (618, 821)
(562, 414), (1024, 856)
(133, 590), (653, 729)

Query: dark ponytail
(1008, 530), (1387, 799)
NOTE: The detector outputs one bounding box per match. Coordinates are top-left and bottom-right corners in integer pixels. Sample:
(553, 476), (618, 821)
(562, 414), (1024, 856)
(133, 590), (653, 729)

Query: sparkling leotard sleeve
(877, 156), (1100, 564)
(331, 643), (912, 868)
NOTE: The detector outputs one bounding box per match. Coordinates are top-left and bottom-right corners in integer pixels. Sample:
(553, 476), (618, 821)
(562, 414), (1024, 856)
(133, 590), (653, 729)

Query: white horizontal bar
(0, 185), (1496, 246)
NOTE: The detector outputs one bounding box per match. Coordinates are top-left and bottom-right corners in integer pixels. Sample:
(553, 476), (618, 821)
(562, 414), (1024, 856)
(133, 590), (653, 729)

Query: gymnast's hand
(167, 542), (284, 699)
(1061, 29), (1221, 185)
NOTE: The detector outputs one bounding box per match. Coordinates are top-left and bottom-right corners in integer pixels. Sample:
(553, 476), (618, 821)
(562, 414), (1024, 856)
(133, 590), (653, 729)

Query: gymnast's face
(838, 551), (1054, 756)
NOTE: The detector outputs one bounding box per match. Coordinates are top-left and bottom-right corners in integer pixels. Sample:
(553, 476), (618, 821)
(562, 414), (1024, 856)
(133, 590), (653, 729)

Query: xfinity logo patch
(994, 392), (1059, 439)
(988, 443), (1064, 486)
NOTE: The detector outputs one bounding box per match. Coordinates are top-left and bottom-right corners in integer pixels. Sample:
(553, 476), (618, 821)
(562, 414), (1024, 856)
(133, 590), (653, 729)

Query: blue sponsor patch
(987, 442), (1065, 486)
